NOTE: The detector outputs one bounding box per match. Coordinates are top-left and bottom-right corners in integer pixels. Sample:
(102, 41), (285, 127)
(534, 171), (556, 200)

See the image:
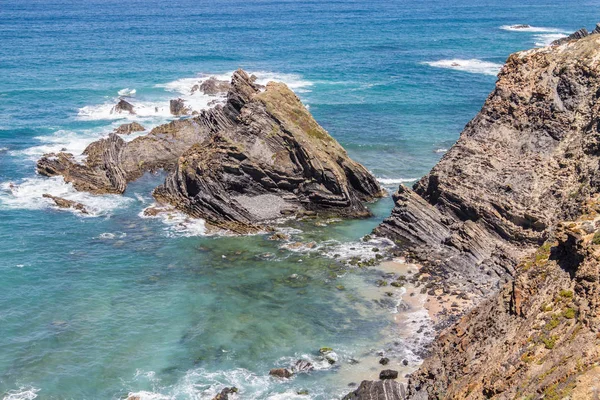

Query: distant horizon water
(1, 0), (599, 398)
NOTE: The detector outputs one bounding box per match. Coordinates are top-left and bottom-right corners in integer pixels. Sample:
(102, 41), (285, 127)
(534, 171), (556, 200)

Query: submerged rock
(292, 359), (314, 373)
(36, 69), (382, 233)
(114, 122), (145, 135)
(211, 387), (238, 400)
(342, 380), (406, 400)
(43, 193), (88, 214)
(379, 370), (398, 380)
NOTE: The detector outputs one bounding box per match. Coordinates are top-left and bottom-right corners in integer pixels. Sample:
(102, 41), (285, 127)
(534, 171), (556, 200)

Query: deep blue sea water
(1, 1), (599, 398)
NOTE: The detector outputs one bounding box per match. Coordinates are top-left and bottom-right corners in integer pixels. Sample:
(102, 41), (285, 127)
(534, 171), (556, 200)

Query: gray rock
(343, 380), (406, 400)
(111, 99), (135, 114)
(170, 98), (190, 116)
(379, 370), (398, 380)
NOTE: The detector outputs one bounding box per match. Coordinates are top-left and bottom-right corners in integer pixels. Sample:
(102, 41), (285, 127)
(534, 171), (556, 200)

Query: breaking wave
(423, 59), (502, 76)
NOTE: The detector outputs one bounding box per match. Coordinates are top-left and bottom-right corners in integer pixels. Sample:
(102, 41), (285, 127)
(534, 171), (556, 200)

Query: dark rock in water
(43, 193), (88, 214)
(379, 370), (398, 380)
(211, 387), (238, 400)
(114, 122), (145, 135)
(379, 357), (389, 365)
(551, 28), (589, 45)
(342, 380), (406, 400)
(510, 24), (531, 29)
(593, 23), (600, 34)
(292, 359), (314, 373)
(37, 69), (383, 233)
(401, 359), (408, 366)
(194, 77), (231, 95)
(269, 368), (293, 378)
(111, 99), (135, 115)
(169, 98), (191, 116)
(374, 33), (600, 301)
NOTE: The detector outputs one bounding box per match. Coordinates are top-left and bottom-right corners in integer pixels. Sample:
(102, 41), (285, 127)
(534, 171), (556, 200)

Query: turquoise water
(1, 0), (598, 398)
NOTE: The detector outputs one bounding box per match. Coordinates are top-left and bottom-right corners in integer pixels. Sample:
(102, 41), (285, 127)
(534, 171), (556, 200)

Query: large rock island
(37, 70), (384, 233)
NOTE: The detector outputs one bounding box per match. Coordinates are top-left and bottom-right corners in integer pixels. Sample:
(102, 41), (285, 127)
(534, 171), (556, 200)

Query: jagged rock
(211, 387), (238, 400)
(509, 24), (531, 30)
(343, 380), (406, 400)
(153, 69), (384, 233)
(379, 357), (389, 365)
(42, 194), (88, 214)
(193, 77), (231, 95)
(170, 98), (191, 116)
(379, 370), (398, 380)
(593, 23), (600, 35)
(292, 359), (314, 373)
(269, 368), (292, 378)
(551, 28), (589, 45)
(37, 70), (383, 232)
(114, 122), (145, 135)
(375, 33), (600, 299)
(111, 99), (135, 115)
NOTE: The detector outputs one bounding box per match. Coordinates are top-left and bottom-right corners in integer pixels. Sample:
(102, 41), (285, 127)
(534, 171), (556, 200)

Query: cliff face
(36, 70), (383, 232)
(408, 204), (600, 399)
(375, 33), (600, 298)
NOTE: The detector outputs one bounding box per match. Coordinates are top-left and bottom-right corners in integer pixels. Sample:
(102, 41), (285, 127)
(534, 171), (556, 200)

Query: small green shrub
(593, 230), (600, 245)
(562, 308), (576, 319)
(559, 290), (573, 299)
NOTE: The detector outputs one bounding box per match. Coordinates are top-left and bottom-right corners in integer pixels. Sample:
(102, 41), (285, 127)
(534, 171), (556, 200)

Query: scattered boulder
(342, 380), (406, 400)
(111, 99), (135, 115)
(169, 98), (191, 116)
(114, 122), (145, 135)
(43, 193), (88, 214)
(211, 387), (238, 400)
(268, 232), (291, 241)
(509, 24), (531, 30)
(379, 370), (398, 380)
(379, 357), (389, 365)
(269, 368), (293, 378)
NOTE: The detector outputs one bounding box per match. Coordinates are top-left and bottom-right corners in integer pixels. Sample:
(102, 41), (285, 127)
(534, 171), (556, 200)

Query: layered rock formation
(375, 32), (600, 299)
(36, 70), (383, 232)
(408, 204), (600, 399)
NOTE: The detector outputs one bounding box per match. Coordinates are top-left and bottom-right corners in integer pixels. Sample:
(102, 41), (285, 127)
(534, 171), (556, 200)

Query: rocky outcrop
(211, 387), (238, 400)
(153, 70), (384, 233)
(407, 204), (600, 399)
(551, 28), (590, 46)
(111, 99), (135, 115)
(114, 122), (145, 135)
(375, 33), (600, 298)
(343, 380), (406, 400)
(193, 77), (231, 95)
(170, 98), (191, 116)
(36, 70), (383, 232)
(42, 194), (88, 214)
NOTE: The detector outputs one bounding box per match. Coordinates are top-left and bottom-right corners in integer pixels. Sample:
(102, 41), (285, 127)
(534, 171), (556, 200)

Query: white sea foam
(2, 387), (40, 400)
(423, 59), (503, 76)
(323, 236), (395, 264)
(500, 24), (565, 33)
(0, 176), (133, 217)
(118, 88), (137, 97)
(534, 33), (568, 47)
(9, 129), (105, 160)
(377, 177), (417, 185)
(139, 205), (208, 237)
(434, 148), (448, 153)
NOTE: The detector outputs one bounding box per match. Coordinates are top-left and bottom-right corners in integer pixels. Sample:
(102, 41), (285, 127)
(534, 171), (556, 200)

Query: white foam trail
(434, 148), (448, 153)
(377, 177), (417, 185)
(139, 205), (208, 237)
(77, 101), (172, 121)
(500, 24), (566, 33)
(534, 33), (568, 47)
(2, 387), (40, 400)
(423, 59), (502, 76)
(0, 176), (133, 217)
(9, 130), (105, 160)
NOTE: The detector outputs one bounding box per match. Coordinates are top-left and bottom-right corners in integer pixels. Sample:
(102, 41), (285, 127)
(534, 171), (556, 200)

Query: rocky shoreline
(32, 23), (600, 400)
(347, 25), (600, 399)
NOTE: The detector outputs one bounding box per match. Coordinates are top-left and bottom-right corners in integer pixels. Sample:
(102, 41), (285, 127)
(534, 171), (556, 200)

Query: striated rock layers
(37, 70), (383, 233)
(375, 33), (600, 299)
(407, 203), (600, 399)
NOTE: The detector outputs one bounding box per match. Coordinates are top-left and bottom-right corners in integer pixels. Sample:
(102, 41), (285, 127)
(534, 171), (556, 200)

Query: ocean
(0, 0), (598, 398)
